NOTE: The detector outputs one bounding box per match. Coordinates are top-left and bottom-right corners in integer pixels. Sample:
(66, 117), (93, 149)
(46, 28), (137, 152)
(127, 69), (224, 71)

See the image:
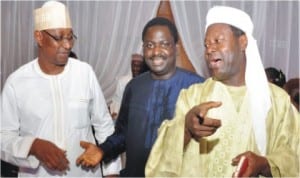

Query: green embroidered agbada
(146, 78), (299, 177)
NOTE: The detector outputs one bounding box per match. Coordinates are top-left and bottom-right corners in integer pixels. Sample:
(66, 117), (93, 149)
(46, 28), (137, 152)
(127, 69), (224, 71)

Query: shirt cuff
(102, 156), (122, 175)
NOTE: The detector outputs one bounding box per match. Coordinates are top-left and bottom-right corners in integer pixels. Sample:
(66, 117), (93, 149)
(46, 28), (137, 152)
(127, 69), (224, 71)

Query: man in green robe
(146, 6), (299, 177)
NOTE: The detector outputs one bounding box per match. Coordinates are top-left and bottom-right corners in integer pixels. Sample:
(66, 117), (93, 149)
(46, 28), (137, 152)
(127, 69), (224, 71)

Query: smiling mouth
(150, 57), (164, 66)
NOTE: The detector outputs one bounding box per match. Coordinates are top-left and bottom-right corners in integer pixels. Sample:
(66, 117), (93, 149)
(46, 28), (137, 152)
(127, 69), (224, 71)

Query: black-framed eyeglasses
(42, 30), (77, 44)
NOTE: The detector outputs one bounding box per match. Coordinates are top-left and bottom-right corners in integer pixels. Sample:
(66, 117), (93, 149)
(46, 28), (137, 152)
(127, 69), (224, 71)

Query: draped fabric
(145, 78), (300, 177)
(1, 1), (160, 103)
(1, 1), (299, 103)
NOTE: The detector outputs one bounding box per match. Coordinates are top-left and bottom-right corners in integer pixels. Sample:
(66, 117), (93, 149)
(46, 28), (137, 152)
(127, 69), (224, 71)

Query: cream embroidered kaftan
(146, 78), (299, 177)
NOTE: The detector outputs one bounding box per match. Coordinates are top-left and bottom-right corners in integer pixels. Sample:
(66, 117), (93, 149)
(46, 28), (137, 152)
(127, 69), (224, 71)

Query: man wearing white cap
(145, 6), (299, 177)
(1, 1), (121, 177)
(109, 53), (147, 120)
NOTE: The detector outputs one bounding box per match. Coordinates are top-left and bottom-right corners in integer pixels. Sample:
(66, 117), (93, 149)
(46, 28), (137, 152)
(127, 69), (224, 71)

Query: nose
(62, 40), (73, 50)
(205, 43), (216, 55)
(153, 45), (161, 56)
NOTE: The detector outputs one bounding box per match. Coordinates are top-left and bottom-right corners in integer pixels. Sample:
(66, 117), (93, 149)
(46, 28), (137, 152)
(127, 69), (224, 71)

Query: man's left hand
(76, 141), (103, 167)
(232, 151), (272, 177)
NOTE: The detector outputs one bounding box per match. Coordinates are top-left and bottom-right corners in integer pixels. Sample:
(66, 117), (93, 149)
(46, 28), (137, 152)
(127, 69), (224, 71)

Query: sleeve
(265, 89), (300, 177)
(88, 69), (121, 175)
(109, 78), (123, 115)
(145, 88), (193, 177)
(99, 83), (131, 163)
(1, 81), (39, 168)
(146, 83), (207, 177)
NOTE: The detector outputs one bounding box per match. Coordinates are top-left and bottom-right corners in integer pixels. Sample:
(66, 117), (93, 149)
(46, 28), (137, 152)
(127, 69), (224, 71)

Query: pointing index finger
(201, 101), (222, 111)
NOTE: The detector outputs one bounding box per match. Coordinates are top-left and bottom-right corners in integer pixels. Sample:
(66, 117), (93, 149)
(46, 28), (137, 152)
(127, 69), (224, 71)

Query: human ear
(239, 34), (248, 52)
(34, 31), (43, 47)
(175, 43), (180, 56)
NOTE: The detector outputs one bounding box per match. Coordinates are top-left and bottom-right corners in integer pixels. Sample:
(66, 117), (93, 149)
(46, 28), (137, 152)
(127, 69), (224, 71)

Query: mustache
(147, 54), (166, 60)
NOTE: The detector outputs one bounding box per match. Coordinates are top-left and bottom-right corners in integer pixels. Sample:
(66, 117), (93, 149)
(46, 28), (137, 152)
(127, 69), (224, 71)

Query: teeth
(152, 58), (163, 65)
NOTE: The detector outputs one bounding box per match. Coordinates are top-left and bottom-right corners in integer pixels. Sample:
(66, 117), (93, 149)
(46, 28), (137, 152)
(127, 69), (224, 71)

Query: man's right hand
(185, 101), (222, 143)
(29, 138), (69, 172)
(76, 141), (104, 167)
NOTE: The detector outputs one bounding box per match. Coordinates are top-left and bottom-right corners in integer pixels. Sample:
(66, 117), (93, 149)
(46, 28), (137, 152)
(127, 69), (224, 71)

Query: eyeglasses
(42, 30), (77, 44)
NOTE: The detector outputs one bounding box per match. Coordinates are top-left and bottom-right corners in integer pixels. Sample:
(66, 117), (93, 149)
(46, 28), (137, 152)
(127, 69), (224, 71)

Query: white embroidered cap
(205, 6), (271, 155)
(34, 0), (72, 31)
(132, 53), (143, 61)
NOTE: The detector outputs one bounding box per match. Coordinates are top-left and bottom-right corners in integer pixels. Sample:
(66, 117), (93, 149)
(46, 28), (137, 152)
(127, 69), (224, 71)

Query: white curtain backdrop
(1, 1), (160, 103)
(1, 1), (299, 104)
(170, 1), (299, 79)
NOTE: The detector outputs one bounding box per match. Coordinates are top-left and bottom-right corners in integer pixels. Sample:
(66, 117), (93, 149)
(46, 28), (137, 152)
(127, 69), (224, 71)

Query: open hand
(76, 141), (103, 167)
